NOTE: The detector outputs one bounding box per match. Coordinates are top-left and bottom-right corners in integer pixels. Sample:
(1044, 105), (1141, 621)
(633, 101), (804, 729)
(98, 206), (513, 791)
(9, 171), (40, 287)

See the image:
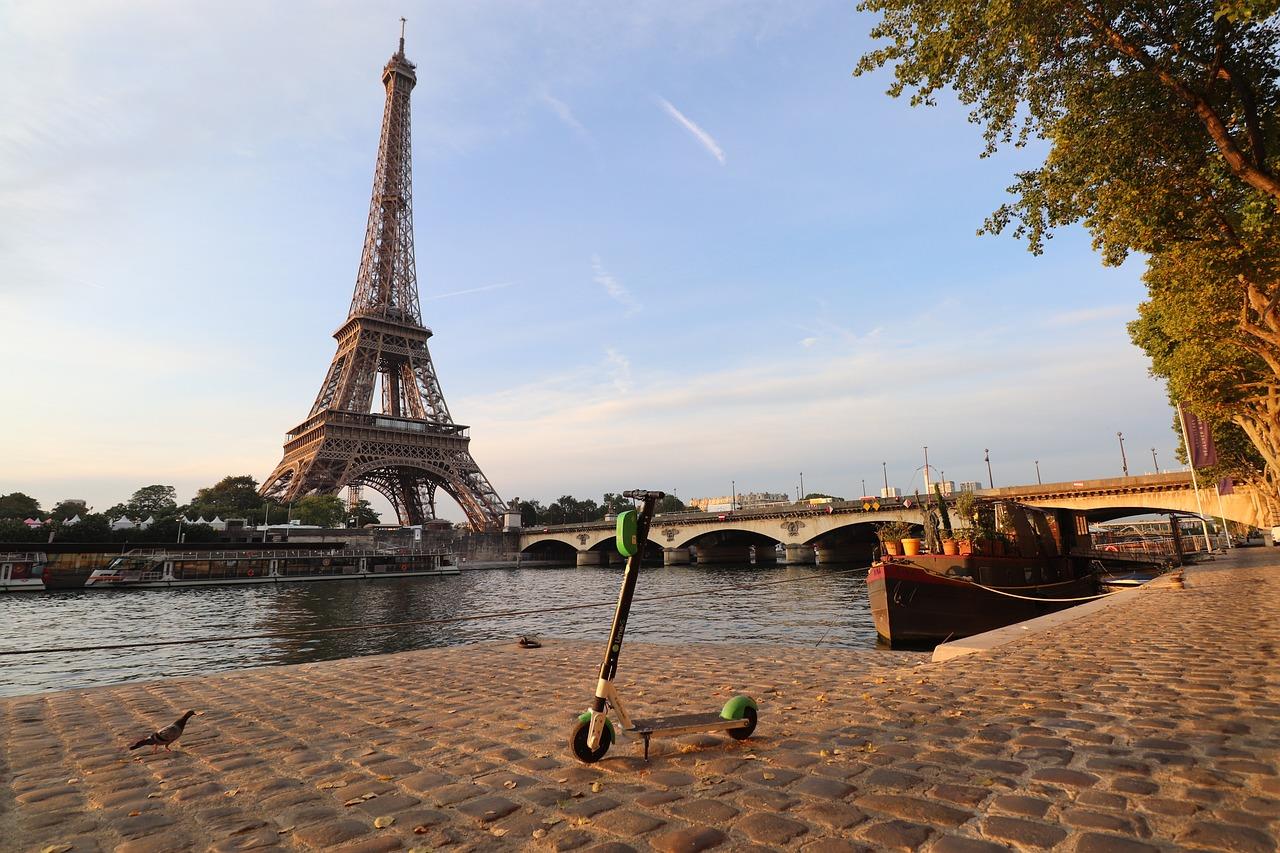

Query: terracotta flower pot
(883, 540), (901, 556)
(901, 537), (922, 556)
(957, 539), (974, 556)
(941, 539), (959, 556)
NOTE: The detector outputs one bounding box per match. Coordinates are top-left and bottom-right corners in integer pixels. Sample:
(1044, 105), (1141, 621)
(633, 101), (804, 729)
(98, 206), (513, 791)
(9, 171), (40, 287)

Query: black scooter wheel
(728, 706), (757, 740)
(569, 717), (613, 763)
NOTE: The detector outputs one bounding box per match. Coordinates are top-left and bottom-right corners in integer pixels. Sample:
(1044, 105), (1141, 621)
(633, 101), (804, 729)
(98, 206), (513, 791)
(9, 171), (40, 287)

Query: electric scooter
(568, 489), (759, 763)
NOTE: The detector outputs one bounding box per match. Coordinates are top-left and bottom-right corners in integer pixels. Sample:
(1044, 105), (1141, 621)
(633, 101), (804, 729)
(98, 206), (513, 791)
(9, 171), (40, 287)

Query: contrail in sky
(656, 96), (725, 165)
(425, 281), (517, 301)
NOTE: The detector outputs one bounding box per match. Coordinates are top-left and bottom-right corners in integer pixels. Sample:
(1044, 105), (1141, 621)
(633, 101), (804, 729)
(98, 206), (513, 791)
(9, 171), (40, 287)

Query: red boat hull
(867, 555), (1098, 647)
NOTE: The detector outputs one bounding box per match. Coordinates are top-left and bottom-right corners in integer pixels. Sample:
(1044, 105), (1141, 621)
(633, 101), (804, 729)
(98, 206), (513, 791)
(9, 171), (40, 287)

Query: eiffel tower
(260, 26), (506, 529)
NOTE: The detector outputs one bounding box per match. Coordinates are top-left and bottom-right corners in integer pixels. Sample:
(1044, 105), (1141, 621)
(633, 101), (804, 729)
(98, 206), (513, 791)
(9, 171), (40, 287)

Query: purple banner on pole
(1218, 477), (1234, 495)
(1180, 405), (1219, 468)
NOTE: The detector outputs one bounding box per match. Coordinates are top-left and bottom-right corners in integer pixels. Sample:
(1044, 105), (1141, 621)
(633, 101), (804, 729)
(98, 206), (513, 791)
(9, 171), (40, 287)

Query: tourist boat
(83, 546), (458, 589)
(0, 552), (46, 592)
(867, 501), (1105, 647)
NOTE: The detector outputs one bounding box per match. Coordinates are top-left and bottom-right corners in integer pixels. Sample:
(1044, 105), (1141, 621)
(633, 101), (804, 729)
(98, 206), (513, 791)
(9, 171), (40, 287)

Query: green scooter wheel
(721, 695), (759, 740)
(569, 713), (614, 763)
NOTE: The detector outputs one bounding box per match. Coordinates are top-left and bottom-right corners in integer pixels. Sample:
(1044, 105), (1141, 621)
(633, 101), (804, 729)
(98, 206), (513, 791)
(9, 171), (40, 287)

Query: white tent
(209, 516), (227, 531)
(110, 517), (136, 531)
(139, 515), (155, 530)
(64, 514), (81, 525)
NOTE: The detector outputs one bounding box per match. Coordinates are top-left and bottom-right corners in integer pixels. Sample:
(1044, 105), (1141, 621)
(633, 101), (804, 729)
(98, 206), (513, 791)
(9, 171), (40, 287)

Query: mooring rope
(962, 581), (1127, 603)
(0, 566), (872, 657)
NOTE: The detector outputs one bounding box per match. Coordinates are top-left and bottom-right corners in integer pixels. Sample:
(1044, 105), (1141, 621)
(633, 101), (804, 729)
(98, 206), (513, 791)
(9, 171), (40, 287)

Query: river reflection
(0, 564), (877, 697)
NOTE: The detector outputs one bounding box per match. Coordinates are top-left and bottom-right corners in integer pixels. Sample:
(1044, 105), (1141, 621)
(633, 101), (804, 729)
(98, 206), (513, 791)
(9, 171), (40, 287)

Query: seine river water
(0, 563), (883, 697)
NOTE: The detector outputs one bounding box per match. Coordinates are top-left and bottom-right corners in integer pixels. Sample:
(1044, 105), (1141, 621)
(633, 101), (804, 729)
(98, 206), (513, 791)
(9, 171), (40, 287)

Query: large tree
(856, 1), (1280, 493)
(188, 475), (266, 520)
(0, 492), (42, 520)
(50, 499), (91, 521)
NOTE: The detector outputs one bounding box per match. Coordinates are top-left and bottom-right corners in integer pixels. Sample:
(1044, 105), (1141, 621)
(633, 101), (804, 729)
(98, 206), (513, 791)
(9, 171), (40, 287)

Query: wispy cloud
(591, 255), (641, 314)
(424, 281), (518, 301)
(655, 96), (725, 165)
(537, 88), (591, 141)
(605, 348), (633, 394)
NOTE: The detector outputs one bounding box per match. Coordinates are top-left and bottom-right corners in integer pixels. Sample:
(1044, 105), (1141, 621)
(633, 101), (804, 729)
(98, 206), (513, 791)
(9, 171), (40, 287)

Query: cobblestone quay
(2, 551), (1277, 852)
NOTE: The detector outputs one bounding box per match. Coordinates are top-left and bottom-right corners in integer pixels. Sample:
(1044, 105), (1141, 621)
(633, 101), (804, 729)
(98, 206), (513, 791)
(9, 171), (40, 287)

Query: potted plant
(952, 526), (977, 556)
(877, 520), (912, 556)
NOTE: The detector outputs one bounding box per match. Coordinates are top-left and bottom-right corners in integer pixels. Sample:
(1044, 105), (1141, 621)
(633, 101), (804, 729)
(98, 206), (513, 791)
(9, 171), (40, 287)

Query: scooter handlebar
(622, 489), (666, 500)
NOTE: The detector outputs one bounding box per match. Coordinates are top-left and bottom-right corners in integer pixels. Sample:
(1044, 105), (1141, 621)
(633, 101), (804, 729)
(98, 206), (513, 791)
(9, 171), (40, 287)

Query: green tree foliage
(187, 475), (265, 520)
(350, 499), (381, 527)
(292, 494), (346, 527)
(657, 494), (689, 513)
(0, 518), (43, 541)
(0, 492), (42, 520)
(122, 485), (178, 520)
(856, 1), (1280, 493)
(50, 499), (90, 521)
(601, 493), (631, 514)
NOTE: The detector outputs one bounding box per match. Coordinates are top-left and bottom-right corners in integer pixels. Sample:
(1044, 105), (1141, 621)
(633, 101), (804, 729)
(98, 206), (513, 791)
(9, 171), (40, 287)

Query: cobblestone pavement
(2, 551), (1277, 852)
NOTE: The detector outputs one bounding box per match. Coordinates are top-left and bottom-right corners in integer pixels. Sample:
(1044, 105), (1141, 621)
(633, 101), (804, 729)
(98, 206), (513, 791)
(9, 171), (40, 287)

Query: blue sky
(0, 0), (1178, 520)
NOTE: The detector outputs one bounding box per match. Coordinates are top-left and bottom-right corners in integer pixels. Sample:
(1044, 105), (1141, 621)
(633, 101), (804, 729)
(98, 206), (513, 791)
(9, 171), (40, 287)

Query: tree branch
(1074, 2), (1280, 202)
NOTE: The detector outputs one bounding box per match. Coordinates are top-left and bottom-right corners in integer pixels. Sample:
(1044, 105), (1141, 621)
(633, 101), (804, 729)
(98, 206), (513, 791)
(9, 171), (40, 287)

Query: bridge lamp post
(731, 479), (736, 511)
(800, 472), (805, 500)
(1151, 447), (1160, 474)
(984, 449), (994, 489)
(1035, 460), (1042, 485)
(1117, 431), (1130, 477)
(881, 461), (889, 493)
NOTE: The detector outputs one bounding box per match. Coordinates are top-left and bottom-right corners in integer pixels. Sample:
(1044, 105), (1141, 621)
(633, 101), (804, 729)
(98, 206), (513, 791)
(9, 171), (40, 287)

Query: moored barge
(868, 501), (1108, 647)
(84, 545), (457, 589)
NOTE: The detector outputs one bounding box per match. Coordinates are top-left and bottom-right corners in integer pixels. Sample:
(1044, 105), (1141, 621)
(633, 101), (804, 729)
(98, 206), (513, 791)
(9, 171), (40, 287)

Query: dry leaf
(40, 846), (73, 853)
(277, 826), (294, 834)
(344, 798), (362, 807)
(533, 829), (547, 839)
(66, 778), (80, 784)
(590, 781), (602, 793)
(762, 772), (775, 780)
(413, 825), (430, 834)
(361, 793), (378, 801)
(319, 780), (348, 789)
(373, 815), (395, 829)
(503, 780), (518, 789)
(225, 789), (239, 797)
(128, 810), (141, 817)
(894, 735), (908, 742)
(147, 792), (162, 799)
(492, 828), (508, 837)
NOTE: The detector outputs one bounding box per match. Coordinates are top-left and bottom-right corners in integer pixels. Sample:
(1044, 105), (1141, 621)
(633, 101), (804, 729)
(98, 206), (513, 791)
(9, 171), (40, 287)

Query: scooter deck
(628, 711), (748, 738)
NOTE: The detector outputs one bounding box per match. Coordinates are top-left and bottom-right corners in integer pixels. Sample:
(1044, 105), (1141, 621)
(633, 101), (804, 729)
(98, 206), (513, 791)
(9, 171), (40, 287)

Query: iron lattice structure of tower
(260, 33), (506, 529)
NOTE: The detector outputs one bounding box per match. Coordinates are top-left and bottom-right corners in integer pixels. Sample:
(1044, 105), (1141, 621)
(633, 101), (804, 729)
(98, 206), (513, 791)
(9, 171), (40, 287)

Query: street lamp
(1151, 447), (1160, 474)
(1035, 460), (1042, 485)
(731, 479), (736, 511)
(1117, 431), (1129, 476)
(861, 478), (867, 497)
(922, 446), (930, 492)
(984, 449), (994, 489)
(799, 472), (805, 500)
(881, 461), (889, 493)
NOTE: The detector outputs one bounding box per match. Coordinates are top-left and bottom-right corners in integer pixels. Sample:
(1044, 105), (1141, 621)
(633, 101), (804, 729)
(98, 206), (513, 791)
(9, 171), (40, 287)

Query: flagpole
(1214, 483), (1233, 548)
(1177, 403), (1215, 553)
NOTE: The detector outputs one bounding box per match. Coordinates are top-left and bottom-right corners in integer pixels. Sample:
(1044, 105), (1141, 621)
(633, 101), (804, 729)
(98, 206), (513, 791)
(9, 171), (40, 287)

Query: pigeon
(129, 710), (197, 753)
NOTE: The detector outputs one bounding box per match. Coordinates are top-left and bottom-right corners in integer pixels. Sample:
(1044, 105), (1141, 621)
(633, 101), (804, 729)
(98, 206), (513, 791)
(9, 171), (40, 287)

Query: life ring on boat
(247, 569), (256, 577)
(1104, 545), (1119, 553)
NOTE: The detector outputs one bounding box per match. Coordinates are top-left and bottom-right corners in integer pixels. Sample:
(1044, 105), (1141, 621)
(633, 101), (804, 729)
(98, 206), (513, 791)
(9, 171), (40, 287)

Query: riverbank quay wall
(2, 551), (1277, 851)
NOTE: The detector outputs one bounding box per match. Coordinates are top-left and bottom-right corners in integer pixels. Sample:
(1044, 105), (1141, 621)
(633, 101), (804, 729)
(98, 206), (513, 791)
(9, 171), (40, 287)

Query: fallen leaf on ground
(492, 828), (508, 837)
(413, 825), (430, 834)
(503, 780), (517, 789)
(40, 845), (72, 853)
(344, 798), (362, 807)
(128, 810), (141, 817)
(373, 816), (395, 829)
(225, 789), (239, 797)
(533, 829), (547, 838)
(590, 781), (602, 793)
(277, 826), (294, 834)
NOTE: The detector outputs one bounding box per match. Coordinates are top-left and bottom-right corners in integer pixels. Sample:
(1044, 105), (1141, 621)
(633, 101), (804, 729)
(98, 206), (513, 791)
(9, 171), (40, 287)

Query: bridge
(517, 472), (1266, 566)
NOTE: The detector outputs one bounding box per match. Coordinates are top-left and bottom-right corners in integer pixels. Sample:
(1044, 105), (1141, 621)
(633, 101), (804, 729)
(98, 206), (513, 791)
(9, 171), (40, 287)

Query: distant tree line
(0, 475), (382, 544)
(516, 493), (690, 526)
